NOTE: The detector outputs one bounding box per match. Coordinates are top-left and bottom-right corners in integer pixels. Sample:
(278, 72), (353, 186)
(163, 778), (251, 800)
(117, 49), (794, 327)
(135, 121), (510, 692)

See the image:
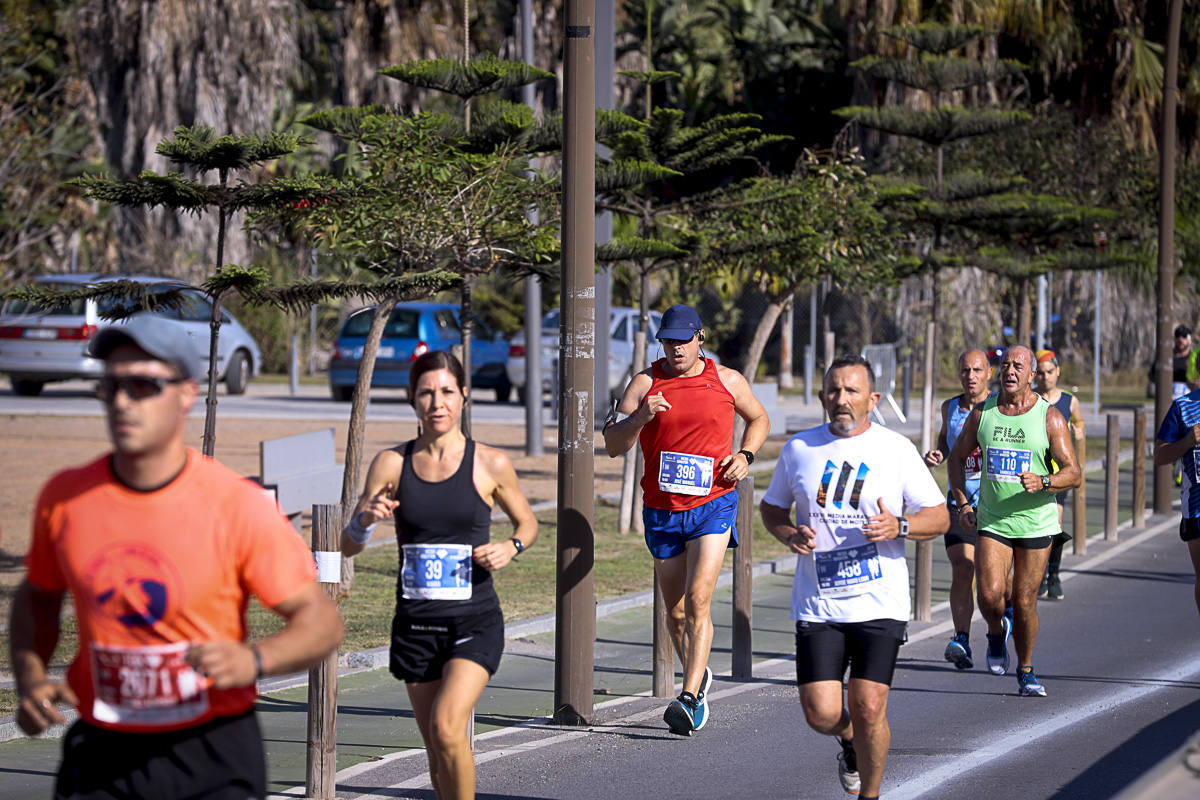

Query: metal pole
(731, 476), (754, 679)
(1133, 407), (1146, 528)
(779, 297), (794, 390)
(806, 286), (817, 404)
(306, 504), (340, 800)
(1035, 274), (1047, 351)
(902, 349), (912, 419)
(1105, 414), (1119, 541)
(1072, 436), (1087, 555)
(1155, 0), (1184, 515)
(554, 0), (596, 726)
(521, 0), (543, 457)
(1093, 271), (1101, 420)
(309, 250), (318, 374)
(289, 334), (300, 395)
(920, 321), (935, 457)
(593, 0), (614, 421)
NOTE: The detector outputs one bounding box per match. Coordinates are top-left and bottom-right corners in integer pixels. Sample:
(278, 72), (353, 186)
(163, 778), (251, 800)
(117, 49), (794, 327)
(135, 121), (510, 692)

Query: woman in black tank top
(340, 350), (538, 799)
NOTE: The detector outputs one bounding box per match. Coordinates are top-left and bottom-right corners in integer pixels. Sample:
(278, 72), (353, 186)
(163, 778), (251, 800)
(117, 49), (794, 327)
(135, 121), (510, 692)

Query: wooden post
(307, 504), (340, 800)
(1105, 415), (1119, 541)
(732, 477), (754, 679)
(913, 540), (932, 622)
(1133, 408), (1147, 528)
(652, 576), (673, 697)
(1073, 436), (1087, 555)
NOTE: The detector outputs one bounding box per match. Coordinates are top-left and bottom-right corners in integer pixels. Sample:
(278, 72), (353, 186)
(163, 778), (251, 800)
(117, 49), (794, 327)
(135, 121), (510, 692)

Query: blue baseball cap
(656, 304), (702, 341)
(87, 313), (204, 380)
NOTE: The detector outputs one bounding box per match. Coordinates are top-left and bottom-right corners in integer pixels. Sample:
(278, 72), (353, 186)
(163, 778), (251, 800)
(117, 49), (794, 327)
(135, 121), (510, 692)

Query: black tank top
(393, 439), (498, 618)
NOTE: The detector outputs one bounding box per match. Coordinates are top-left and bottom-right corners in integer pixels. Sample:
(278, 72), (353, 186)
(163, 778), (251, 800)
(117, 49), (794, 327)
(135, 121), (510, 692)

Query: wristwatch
(897, 517), (910, 538)
(510, 537), (525, 557)
(1041, 475), (1052, 491)
(738, 449), (755, 465)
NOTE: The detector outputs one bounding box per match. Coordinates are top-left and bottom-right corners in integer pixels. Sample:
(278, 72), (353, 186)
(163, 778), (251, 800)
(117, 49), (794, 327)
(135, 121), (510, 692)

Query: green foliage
(596, 237), (688, 263)
(378, 53), (554, 100)
(851, 55), (1025, 96)
(72, 171), (212, 211)
(882, 22), (990, 56)
(528, 108), (646, 152)
(618, 69), (683, 86)
(836, 106), (1032, 147)
(155, 125), (310, 173)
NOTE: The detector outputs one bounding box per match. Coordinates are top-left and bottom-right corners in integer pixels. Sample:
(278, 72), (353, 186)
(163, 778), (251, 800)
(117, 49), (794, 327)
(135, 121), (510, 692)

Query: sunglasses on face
(660, 333), (698, 347)
(95, 375), (187, 402)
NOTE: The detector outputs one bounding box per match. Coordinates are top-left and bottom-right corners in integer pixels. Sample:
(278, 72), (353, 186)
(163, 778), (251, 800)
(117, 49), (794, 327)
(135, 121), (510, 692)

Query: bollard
(732, 477), (754, 679)
(1105, 415), (1119, 541)
(1073, 436), (1087, 555)
(652, 578), (673, 698)
(307, 504), (341, 800)
(913, 540), (932, 622)
(1133, 408), (1146, 528)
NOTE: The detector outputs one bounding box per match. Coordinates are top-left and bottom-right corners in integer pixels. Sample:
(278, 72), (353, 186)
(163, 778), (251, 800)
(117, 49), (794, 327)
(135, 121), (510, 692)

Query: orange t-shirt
(26, 449), (317, 732)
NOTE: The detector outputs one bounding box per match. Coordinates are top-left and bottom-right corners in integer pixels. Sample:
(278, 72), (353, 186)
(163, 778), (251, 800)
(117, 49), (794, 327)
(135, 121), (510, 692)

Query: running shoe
(694, 666), (713, 731)
(1038, 573), (1048, 598)
(837, 738), (860, 795)
(986, 615), (1012, 676)
(1046, 571), (1064, 601)
(1003, 603), (1014, 626)
(663, 692), (699, 736)
(944, 633), (974, 670)
(1018, 669), (1047, 697)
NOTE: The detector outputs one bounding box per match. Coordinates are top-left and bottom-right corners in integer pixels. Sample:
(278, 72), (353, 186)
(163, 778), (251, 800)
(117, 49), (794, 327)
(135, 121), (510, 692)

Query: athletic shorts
(1054, 488), (1071, 507)
(1181, 517), (1200, 542)
(55, 710), (264, 800)
(643, 490), (739, 559)
(794, 618), (907, 687)
(390, 607), (505, 683)
(979, 530), (1054, 550)
(944, 498), (978, 549)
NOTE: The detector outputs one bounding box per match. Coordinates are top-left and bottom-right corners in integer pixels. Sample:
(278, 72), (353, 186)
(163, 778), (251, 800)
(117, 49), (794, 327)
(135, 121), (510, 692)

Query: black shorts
(979, 530), (1055, 550)
(55, 710), (264, 799)
(1181, 518), (1200, 542)
(945, 501), (978, 549)
(795, 618), (907, 687)
(390, 607), (505, 683)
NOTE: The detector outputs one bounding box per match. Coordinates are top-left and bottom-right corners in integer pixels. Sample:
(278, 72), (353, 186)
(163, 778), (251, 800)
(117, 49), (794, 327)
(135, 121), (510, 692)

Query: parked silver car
(0, 274), (261, 396)
(507, 307), (687, 403)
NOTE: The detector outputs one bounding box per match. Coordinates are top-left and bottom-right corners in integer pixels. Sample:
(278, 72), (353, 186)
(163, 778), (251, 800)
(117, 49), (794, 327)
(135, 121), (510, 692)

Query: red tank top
(639, 357), (736, 511)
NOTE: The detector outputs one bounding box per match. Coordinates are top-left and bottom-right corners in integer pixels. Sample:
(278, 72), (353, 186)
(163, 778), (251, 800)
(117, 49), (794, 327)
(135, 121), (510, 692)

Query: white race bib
(401, 543), (473, 600)
(985, 446), (1031, 483)
(658, 451), (714, 497)
(814, 543), (883, 598)
(91, 641), (210, 726)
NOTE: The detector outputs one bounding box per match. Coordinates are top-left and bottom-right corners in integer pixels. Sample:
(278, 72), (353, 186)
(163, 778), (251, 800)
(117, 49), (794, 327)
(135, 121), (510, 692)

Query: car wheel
(11, 379), (44, 397)
(225, 351), (250, 395)
(496, 374), (512, 403)
(331, 384), (353, 402)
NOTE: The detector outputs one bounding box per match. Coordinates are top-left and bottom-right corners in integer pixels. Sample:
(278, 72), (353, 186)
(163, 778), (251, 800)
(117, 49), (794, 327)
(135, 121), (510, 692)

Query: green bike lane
(0, 454), (1155, 797)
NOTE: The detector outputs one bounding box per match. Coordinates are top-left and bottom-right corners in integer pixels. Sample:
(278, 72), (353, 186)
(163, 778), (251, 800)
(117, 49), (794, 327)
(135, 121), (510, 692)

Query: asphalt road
(328, 518), (1200, 800)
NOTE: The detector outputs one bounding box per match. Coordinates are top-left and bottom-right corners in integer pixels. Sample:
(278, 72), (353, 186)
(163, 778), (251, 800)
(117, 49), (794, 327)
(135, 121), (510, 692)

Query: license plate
(23, 328), (55, 339)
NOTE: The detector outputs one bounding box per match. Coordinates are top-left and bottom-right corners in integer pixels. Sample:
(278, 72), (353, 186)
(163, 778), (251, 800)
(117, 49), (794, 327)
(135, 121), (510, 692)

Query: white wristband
(346, 513), (377, 544)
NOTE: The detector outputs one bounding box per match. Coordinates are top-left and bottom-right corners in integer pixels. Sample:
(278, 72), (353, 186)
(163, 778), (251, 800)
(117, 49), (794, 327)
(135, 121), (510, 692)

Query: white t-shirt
(762, 423), (945, 623)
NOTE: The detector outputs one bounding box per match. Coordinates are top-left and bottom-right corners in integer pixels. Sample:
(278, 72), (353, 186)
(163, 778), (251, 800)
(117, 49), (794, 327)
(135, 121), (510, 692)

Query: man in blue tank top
(924, 349), (992, 669)
(1154, 387), (1200, 619)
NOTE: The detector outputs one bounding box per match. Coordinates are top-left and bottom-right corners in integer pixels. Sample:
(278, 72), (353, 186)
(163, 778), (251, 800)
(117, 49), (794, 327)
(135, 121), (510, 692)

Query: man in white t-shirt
(760, 355), (948, 800)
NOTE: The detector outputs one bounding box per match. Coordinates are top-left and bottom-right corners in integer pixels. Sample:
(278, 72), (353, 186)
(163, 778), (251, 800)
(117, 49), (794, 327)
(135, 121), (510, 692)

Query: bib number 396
(658, 451), (714, 497)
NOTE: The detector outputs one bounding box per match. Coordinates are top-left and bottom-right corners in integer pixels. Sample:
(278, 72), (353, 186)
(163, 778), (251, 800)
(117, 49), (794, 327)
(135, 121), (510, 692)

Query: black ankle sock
(956, 630), (969, 641)
(679, 691), (697, 705)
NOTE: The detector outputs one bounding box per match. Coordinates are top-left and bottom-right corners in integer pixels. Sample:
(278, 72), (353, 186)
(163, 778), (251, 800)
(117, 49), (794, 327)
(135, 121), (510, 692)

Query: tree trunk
(778, 295), (794, 389)
(460, 277), (473, 437)
(339, 299), (394, 596)
(619, 261), (652, 534)
(741, 297), (785, 384)
(201, 182), (229, 458)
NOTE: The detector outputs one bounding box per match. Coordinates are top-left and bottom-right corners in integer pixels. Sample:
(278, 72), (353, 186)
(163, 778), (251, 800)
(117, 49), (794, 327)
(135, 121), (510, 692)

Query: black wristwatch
(738, 449), (755, 465)
(510, 537), (525, 558)
(897, 517), (910, 538)
(1041, 475), (1052, 491)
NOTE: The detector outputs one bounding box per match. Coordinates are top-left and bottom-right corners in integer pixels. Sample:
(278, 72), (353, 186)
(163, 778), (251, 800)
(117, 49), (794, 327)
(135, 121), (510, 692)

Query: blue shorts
(643, 490), (739, 559)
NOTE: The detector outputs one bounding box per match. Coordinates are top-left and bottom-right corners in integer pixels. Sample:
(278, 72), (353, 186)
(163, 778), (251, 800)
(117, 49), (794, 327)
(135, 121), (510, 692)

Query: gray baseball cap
(87, 313), (204, 380)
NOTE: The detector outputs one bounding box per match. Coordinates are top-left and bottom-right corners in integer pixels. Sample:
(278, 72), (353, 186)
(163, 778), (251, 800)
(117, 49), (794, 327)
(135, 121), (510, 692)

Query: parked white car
(506, 306), (720, 403)
(0, 274), (261, 396)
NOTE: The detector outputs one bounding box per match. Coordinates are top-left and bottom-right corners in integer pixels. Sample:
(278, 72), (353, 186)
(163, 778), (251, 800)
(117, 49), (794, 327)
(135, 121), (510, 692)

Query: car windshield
(2, 282), (87, 316)
(342, 308), (420, 338)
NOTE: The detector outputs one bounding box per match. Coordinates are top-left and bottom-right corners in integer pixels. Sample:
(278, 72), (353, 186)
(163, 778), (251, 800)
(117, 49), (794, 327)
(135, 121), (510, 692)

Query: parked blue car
(328, 302), (512, 402)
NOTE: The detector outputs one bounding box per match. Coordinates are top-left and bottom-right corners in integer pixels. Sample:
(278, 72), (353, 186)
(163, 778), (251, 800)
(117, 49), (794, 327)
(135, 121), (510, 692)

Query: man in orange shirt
(9, 314), (343, 799)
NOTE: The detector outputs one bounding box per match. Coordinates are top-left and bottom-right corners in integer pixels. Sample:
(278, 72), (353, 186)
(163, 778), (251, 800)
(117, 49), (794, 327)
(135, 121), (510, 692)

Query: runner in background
(1034, 349), (1085, 601)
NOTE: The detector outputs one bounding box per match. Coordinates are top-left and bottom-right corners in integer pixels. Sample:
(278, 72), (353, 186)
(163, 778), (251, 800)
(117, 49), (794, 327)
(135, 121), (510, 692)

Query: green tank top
(977, 394), (1059, 538)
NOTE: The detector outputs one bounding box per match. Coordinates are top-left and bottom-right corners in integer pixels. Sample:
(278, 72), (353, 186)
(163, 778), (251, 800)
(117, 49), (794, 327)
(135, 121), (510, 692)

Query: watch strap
(738, 449), (755, 465)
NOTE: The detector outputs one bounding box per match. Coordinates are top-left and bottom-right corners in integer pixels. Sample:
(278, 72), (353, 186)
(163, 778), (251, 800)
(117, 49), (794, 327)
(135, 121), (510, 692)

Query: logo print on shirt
(817, 460), (869, 509)
(85, 543), (180, 633)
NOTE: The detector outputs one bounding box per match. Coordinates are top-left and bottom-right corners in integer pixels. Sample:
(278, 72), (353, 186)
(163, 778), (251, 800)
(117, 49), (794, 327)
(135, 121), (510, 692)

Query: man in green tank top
(948, 346), (1081, 697)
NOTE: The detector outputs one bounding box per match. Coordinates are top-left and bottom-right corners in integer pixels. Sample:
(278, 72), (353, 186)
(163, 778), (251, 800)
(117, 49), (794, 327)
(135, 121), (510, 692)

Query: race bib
(401, 543), (473, 600)
(658, 451), (714, 497)
(814, 543), (883, 598)
(964, 447), (983, 481)
(91, 641), (210, 726)
(986, 446), (1031, 483)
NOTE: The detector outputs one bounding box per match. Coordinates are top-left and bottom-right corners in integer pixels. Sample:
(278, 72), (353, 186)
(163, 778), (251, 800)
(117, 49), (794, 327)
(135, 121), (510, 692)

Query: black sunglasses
(95, 375), (187, 402)
(659, 332), (699, 347)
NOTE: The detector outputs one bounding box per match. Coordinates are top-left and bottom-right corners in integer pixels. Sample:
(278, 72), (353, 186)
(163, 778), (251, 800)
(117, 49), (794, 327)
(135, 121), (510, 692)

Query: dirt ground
(0, 412), (629, 591)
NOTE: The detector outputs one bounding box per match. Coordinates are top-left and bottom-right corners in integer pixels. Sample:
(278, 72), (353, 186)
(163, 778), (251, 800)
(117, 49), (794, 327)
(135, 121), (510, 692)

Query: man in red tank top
(604, 304), (769, 736)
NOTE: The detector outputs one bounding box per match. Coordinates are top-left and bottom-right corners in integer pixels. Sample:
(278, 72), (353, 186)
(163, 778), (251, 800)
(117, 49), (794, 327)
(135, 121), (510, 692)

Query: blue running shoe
(664, 692), (699, 736)
(986, 616), (1011, 676)
(944, 633), (974, 670)
(694, 666), (712, 730)
(1018, 669), (1047, 697)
